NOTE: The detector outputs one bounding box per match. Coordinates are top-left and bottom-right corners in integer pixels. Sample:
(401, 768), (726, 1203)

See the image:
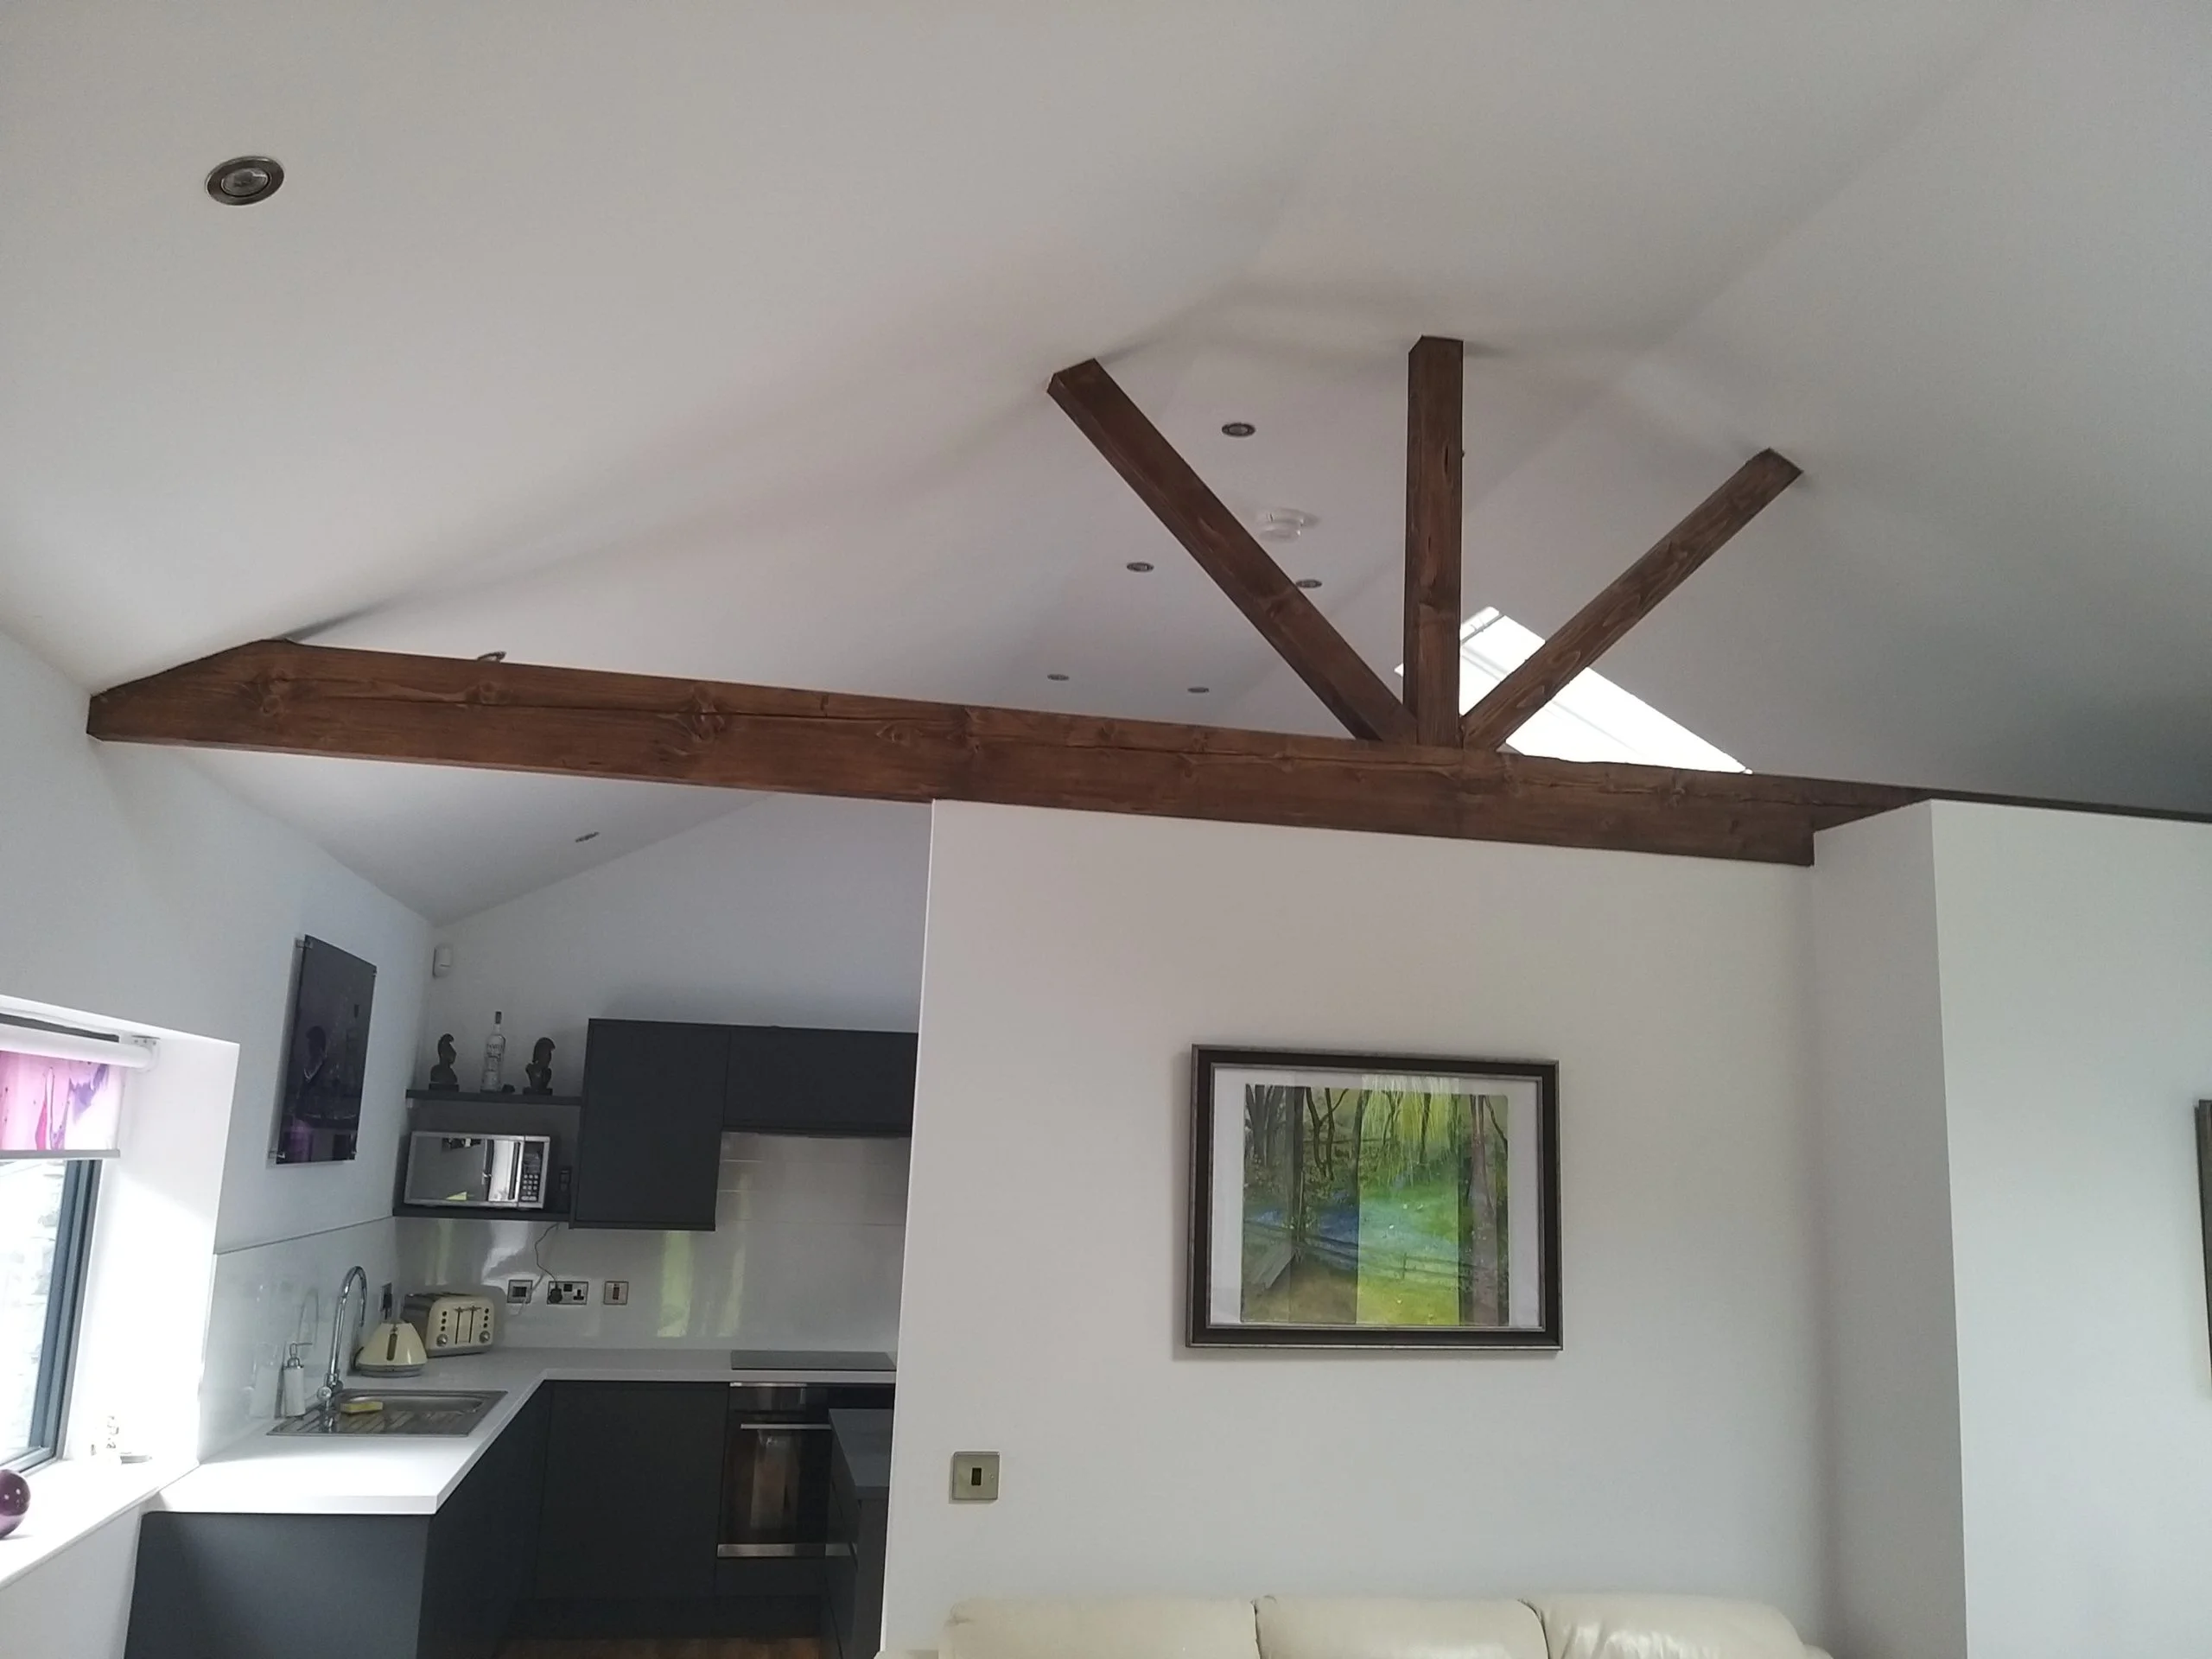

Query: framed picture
(2197, 1103), (2212, 1363)
(1187, 1046), (1560, 1350)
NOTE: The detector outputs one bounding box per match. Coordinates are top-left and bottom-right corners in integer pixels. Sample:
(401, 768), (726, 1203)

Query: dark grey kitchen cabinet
(531, 1381), (727, 1605)
(574, 1018), (731, 1230)
(123, 1388), (550, 1659)
(725, 1026), (916, 1136)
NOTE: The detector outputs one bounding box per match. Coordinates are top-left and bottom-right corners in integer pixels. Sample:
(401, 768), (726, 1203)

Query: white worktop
(158, 1345), (894, 1516)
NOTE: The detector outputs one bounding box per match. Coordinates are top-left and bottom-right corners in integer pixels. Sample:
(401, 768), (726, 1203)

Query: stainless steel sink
(269, 1389), (505, 1436)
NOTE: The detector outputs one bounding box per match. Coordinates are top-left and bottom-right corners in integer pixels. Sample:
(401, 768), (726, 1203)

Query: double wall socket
(546, 1280), (590, 1306)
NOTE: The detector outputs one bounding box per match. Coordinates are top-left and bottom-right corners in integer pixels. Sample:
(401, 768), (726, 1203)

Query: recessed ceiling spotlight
(1125, 561), (1154, 573)
(1221, 421), (1255, 438)
(574, 830), (600, 843)
(476, 650), (507, 662)
(1295, 577), (1323, 590)
(1252, 508), (1316, 543)
(1046, 672), (1070, 682)
(1187, 685), (1211, 696)
(205, 156), (284, 206)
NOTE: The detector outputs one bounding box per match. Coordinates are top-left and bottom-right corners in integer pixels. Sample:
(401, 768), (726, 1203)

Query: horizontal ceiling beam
(1049, 358), (1419, 745)
(84, 640), (1961, 866)
(1462, 448), (1802, 749)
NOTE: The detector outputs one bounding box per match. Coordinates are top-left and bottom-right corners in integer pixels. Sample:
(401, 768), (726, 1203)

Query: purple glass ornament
(0, 1467), (27, 1539)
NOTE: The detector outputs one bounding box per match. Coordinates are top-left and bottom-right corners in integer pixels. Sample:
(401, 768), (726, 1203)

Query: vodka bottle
(480, 1010), (506, 1092)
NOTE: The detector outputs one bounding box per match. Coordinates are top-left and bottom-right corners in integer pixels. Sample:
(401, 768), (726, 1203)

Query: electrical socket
(547, 1279), (590, 1306)
(603, 1280), (630, 1306)
(505, 1279), (533, 1305)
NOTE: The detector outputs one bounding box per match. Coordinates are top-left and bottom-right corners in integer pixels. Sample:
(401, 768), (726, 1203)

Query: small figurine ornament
(524, 1037), (556, 1096)
(428, 1033), (461, 1091)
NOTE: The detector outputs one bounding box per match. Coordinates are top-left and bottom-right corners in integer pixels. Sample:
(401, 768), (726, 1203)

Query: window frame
(6, 1157), (100, 1472)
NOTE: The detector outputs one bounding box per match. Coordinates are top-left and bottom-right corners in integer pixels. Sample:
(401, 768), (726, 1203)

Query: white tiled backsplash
(200, 1215), (399, 1454)
(394, 1134), (908, 1351)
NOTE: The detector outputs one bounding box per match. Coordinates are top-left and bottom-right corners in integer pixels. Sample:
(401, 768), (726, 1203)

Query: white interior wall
(0, 624), (428, 1653)
(1805, 807), (1967, 1659)
(0, 628), (429, 1254)
(418, 792), (931, 1089)
(1928, 804), (2212, 1655)
(886, 802), (1830, 1649)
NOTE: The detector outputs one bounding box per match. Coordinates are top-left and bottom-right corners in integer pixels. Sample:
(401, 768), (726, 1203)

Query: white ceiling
(8, 2), (2209, 921)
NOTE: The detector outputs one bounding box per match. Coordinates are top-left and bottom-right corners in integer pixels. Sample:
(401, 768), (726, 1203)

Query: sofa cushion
(1258, 1596), (1547, 1659)
(941, 1598), (1261, 1659)
(1526, 1595), (1806, 1659)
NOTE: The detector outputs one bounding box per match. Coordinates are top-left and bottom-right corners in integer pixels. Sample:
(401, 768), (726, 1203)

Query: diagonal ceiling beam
(1402, 335), (1465, 747)
(1461, 448), (1802, 750)
(86, 639), (1962, 866)
(1048, 358), (1418, 745)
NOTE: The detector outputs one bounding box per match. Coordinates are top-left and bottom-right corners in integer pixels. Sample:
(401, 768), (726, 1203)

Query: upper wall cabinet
(575, 1019), (731, 1230)
(724, 1027), (916, 1136)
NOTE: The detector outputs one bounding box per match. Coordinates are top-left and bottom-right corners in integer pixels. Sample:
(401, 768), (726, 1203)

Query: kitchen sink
(269, 1389), (505, 1436)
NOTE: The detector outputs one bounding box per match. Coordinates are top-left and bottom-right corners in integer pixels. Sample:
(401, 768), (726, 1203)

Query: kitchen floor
(499, 1643), (824, 1658)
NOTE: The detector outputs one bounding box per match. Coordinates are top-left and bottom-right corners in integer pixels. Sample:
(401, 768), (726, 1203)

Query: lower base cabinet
(124, 1388), (550, 1659)
(123, 1379), (889, 1655)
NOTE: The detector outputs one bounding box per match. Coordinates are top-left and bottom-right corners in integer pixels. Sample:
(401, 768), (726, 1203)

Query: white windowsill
(0, 1454), (191, 1593)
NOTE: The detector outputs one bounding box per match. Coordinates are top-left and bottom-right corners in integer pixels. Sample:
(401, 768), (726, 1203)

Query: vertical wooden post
(1403, 336), (1465, 747)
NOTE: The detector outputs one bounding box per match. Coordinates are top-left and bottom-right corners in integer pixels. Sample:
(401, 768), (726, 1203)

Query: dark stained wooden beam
(86, 640), (1953, 867)
(1461, 448), (1802, 750)
(1048, 358), (1419, 746)
(1403, 335), (1465, 747)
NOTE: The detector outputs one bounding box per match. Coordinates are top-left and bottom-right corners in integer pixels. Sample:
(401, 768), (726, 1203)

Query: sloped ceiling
(7, 2), (2207, 921)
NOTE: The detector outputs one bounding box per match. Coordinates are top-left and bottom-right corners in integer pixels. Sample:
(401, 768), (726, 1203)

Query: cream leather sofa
(882, 1593), (1835, 1659)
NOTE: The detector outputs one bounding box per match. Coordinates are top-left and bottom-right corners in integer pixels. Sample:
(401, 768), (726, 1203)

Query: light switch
(950, 1451), (1000, 1503)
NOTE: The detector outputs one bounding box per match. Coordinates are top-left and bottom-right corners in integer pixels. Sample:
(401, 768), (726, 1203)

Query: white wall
(0, 629), (430, 1254)
(418, 792), (930, 1088)
(1806, 806), (1967, 1659)
(885, 803), (1829, 1649)
(0, 625), (428, 1652)
(1928, 804), (2212, 1656)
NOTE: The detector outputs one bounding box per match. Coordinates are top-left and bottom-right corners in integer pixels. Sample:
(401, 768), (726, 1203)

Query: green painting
(1238, 1084), (1511, 1327)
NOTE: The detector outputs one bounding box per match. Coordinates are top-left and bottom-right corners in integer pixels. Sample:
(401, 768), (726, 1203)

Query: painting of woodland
(1240, 1083), (1510, 1327)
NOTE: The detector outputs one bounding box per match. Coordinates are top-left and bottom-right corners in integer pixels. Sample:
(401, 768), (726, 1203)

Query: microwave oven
(401, 1131), (550, 1209)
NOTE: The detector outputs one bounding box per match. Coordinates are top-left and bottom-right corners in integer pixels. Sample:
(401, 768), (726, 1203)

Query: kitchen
(88, 792), (933, 1659)
(124, 1007), (909, 1658)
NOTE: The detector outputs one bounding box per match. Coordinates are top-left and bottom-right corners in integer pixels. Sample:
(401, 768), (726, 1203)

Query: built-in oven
(719, 1383), (838, 1558)
(400, 1130), (549, 1210)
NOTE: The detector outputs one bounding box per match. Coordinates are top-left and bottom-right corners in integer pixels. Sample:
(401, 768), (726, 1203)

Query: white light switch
(950, 1451), (1000, 1503)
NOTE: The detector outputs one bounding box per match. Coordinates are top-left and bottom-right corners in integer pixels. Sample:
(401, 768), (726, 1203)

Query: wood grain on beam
(1048, 359), (1418, 745)
(86, 641), (1936, 866)
(1403, 336), (1465, 746)
(1461, 448), (1802, 750)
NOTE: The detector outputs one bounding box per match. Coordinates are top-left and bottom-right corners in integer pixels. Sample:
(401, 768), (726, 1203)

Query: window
(0, 1157), (99, 1468)
(1446, 607), (1745, 772)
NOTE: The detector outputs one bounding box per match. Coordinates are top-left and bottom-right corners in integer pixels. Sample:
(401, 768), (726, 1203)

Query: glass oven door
(719, 1383), (837, 1557)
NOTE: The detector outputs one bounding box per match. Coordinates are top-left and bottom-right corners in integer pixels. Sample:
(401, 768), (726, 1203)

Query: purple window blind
(0, 1050), (124, 1155)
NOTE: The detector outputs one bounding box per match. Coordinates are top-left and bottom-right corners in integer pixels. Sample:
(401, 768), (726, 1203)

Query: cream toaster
(402, 1289), (499, 1357)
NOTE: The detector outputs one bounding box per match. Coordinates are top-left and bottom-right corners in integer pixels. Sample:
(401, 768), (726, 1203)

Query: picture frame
(2197, 1103), (2212, 1363)
(1187, 1046), (1560, 1350)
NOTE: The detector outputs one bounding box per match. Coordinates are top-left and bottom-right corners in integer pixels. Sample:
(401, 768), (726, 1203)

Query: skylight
(1425, 607), (1745, 772)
